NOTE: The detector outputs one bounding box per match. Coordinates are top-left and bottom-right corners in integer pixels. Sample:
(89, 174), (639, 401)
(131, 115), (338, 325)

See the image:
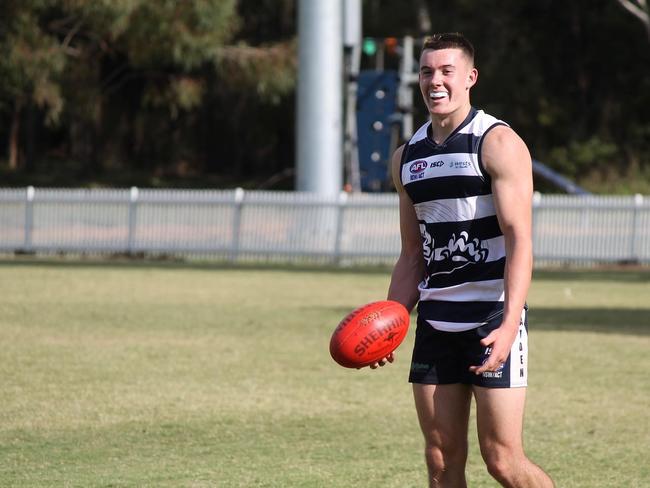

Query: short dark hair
(421, 33), (474, 64)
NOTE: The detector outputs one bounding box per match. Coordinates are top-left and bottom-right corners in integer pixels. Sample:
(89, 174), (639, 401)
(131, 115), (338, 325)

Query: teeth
(430, 91), (448, 99)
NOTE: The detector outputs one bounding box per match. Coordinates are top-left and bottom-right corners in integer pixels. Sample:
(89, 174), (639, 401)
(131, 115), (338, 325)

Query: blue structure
(356, 70), (399, 191)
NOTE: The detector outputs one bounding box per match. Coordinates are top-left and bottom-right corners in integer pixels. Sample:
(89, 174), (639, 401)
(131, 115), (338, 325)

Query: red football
(330, 300), (410, 368)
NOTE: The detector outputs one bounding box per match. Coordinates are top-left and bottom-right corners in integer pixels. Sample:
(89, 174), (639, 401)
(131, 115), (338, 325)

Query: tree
(615, 0), (650, 40)
(0, 0), (297, 182)
(0, 1), (65, 169)
(54, 0), (240, 173)
(0, 0), (648, 192)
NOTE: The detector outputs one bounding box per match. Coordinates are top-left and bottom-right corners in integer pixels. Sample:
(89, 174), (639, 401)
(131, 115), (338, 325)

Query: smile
(429, 91), (448, 100)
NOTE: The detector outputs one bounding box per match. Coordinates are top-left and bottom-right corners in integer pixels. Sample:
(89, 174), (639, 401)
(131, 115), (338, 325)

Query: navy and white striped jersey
(400, 107), (508, 332)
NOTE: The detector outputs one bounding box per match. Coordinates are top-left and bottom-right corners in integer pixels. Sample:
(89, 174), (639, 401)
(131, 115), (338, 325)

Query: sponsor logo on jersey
(408, 160), (446, 181)
(449, 160), (471, 169)
(482, 370), (503, 378)
(409, 160), (428, 174)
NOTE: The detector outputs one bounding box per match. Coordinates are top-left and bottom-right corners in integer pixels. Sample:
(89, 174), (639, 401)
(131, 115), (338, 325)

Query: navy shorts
(408, 308), (528, 388)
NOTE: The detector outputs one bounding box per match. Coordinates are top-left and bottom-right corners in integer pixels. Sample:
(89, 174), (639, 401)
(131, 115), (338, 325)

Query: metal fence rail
(1, 187), (649, 266)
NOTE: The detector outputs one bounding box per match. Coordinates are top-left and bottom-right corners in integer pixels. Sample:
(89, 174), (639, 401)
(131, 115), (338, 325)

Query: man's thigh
(473, 386), (527, 451)
(413, 383), (473, 444)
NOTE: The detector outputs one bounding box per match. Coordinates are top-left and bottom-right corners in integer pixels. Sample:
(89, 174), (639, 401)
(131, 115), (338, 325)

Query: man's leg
(413, 383), (473, 488)
(473, 387), (554, 488)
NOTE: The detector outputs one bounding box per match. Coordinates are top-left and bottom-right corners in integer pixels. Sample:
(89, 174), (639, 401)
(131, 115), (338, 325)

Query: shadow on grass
(323, 305), (650, 337)
(529, 307), (650, 336)
(533, 269), (650, 283)
(0, 255), (394, 274)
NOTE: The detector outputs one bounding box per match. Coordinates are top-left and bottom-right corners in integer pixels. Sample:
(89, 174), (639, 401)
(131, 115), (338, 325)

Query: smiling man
(379, 33), (555, 487)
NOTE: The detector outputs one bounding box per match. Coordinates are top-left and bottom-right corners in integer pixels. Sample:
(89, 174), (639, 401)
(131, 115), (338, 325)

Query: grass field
(0, 260), (649, 487)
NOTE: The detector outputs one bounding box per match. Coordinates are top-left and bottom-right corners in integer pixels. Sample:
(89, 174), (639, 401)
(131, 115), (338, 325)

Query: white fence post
(127, 186), (139, 254)
(230, 188), (245, 262)
(630, 193), (643, 263)
(333, 191), (348, 264)
(23, 186), (35, 252)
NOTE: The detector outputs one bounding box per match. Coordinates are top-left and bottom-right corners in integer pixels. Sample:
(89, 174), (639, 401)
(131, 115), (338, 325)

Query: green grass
(0, 261), (649, 487)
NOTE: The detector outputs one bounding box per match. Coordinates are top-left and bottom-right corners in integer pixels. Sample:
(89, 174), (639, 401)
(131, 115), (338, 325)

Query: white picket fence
(0, 187), (649, 266)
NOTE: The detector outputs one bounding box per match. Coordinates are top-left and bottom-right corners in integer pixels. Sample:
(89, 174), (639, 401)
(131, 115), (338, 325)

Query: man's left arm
(469, 125), (533, 375)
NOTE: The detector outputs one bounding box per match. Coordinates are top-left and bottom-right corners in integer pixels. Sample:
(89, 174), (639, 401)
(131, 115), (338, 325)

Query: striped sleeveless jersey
(400, 108), (508, 332)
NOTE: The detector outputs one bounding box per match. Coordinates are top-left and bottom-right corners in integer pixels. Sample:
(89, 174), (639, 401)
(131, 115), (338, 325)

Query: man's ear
(467, 68), (478, 89)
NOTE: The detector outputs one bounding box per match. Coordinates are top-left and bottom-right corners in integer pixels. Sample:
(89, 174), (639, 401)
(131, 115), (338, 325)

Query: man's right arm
(368, 145), (423, 369)
(387, 145), (424, 312)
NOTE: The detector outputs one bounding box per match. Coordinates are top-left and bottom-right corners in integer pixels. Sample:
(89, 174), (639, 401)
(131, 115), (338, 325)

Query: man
(375, 33), (555, 487)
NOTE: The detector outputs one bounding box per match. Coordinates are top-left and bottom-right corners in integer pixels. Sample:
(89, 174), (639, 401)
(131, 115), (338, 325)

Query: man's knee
(481, 446), (524, 484)
(484, 453), (512, 483)
(424, 438), (468, 475)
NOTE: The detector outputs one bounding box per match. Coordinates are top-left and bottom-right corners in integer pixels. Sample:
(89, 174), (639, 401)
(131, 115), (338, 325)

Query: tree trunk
(8, 100), (23, 170)
(25, 102), (36, 171)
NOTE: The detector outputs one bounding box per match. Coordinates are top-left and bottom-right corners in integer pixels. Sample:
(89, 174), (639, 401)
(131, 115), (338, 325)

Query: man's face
(419, 48), (477, 118)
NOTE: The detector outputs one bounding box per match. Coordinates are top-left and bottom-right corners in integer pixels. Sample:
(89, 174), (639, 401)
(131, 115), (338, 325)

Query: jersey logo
(439, 231), (489, 263)
(419, 224), (489, 276)
(409, 161), (428, 174)
(449, 160), (471, 169)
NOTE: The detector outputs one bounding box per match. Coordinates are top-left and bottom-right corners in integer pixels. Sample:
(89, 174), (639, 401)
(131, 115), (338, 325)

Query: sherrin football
(330, 300), (410, 368)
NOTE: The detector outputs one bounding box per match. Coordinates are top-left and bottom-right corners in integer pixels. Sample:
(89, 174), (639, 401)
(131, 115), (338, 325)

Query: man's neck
(430, 104), (472, 144)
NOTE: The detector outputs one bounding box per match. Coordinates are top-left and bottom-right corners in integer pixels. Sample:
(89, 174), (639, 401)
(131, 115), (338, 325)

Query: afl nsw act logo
(409, 161), (428, 174)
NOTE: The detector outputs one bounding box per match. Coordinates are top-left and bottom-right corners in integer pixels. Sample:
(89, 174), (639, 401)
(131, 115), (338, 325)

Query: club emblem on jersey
(439, 231), (489, 264)
(419, 224), (489, 275)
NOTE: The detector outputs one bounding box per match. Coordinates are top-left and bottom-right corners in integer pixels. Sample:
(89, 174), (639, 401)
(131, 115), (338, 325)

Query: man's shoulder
(482, 123), (522, 148)
(472, 109), (510, 133)
(481, 124), (531, 176)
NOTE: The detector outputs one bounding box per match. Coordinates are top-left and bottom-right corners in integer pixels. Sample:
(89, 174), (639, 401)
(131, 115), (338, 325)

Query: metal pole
(296, 0), (343, 195)
(343, 0), (362, 192)
(343, 0), (361, 49)
(399, 35), (415, 140)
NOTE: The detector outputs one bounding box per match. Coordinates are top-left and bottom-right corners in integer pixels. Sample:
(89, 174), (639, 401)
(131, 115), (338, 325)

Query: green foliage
(0, 0), (298, 178)
(120, 0), (237, 70)
(217, 40), (297, 104)
(548, 137), (618, 179)
(0, 1), (66, 124)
